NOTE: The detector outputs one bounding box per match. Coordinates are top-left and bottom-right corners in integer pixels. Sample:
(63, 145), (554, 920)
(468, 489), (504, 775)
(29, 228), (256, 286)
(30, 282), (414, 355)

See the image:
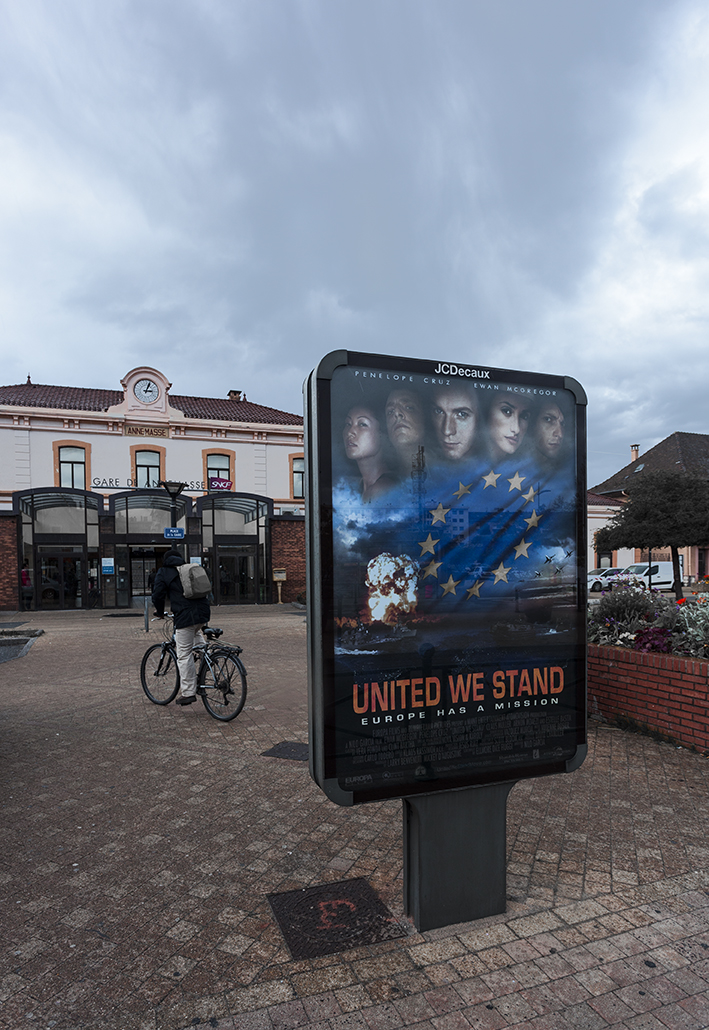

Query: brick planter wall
(270, 515), (305, 604)
(588, 643), (709, 752)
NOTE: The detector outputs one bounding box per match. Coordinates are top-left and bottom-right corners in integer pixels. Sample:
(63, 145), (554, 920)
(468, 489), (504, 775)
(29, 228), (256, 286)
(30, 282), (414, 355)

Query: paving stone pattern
(0, 607), (708, 1030)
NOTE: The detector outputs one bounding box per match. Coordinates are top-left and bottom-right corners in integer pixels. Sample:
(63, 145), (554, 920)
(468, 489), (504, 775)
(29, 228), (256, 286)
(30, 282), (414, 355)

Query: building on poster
(306, 352), (587, 805)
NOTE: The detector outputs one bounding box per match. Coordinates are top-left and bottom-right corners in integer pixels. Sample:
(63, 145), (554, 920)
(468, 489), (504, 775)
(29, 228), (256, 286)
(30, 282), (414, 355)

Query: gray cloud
(0, 0), (702, 486)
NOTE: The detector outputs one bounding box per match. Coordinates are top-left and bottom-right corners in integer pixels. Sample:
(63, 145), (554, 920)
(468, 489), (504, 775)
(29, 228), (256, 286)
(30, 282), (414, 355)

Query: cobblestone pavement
(1, 606), (708, 1030)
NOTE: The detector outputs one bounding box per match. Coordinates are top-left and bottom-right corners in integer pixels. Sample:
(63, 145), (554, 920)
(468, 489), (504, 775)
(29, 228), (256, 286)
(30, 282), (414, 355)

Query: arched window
(202, 450), (235, 491)
(207, 453), (231, 484)
(135, 451), (161, 489)
(291, 456), (305, 499)
(59, 446), (86, 489)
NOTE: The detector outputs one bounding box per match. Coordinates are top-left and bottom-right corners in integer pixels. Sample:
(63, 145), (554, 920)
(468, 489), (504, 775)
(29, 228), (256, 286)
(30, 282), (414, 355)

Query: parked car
(40, 574), (60, 603)
(613, 562), (676, 590)
(587, 568), (624, 592)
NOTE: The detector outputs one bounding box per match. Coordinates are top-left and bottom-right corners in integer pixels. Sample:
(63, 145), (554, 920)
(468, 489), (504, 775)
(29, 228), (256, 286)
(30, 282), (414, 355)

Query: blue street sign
(164, 527), (185, 539)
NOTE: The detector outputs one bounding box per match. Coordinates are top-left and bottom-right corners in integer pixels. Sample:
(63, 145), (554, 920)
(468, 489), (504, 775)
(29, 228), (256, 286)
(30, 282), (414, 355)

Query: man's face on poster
(432, 387), (478, 462)
(385, 389), (425, 450)
(535, 403), (565, 459)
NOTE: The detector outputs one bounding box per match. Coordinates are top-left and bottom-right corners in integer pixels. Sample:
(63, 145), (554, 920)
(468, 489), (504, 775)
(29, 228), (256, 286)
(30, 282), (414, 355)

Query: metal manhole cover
(268, 878), (407, 959)
(261, 741), (309, 761)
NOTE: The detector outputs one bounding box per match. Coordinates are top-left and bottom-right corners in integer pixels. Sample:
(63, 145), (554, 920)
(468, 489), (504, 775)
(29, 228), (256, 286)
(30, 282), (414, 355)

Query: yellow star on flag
(453, 481), (473, 500)
(430, 502), (450, 525)
(441, 575), (460, 596)
(492, 561), (511, 584)
(482, 469), (500, 489)
(524, 509), (542, 530)
(513, 537), (531, 559)
(522, 486), (536, 503)
(418, 533), (439, 555)
(421, 560), (442, 580)
(466, 579), (484, 599)
(507, 471), (525, 492)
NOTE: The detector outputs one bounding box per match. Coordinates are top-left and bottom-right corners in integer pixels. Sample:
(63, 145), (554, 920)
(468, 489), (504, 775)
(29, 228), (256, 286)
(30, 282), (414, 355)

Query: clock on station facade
(117, 368), (172, 417)
(133, 378), (160, 404)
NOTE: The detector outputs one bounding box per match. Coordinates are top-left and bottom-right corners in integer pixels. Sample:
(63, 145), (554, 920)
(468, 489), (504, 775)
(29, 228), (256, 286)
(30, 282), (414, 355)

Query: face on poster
(307, 352), (587, 805)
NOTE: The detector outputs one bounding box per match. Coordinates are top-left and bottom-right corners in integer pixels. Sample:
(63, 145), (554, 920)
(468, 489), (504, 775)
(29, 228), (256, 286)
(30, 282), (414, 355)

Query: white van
(618, 562), (676, 590)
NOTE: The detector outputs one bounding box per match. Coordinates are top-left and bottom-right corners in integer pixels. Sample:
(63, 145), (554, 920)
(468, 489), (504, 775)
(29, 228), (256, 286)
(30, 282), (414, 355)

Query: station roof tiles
(0, 384), (120, 412)
(0, 382), (302, 425)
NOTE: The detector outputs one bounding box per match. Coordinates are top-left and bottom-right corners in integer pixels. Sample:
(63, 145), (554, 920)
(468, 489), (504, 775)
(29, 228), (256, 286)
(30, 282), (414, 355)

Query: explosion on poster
(326, 361), (585, 794)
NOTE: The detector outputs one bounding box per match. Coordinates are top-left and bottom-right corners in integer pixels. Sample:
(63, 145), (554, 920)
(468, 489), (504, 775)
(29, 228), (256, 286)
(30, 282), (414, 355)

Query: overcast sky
(1, 0), (707, 486)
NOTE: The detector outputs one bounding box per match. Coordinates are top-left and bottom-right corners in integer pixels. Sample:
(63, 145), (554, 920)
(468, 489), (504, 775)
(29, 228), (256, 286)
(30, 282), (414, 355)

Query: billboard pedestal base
(403, 782), (515, 932)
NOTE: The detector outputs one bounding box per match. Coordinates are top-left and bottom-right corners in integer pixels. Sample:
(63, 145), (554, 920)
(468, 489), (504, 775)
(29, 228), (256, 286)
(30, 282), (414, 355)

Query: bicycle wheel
(140, 644), (180, 705)
(198, 651), (247, 721)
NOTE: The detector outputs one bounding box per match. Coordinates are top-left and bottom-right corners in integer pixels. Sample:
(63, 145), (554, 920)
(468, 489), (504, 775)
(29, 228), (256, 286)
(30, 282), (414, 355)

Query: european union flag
(333, 454), (577, 642)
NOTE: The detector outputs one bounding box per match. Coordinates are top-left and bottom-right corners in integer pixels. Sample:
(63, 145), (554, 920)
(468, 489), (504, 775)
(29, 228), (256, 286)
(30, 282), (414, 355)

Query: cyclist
(151, 546), (210, 706)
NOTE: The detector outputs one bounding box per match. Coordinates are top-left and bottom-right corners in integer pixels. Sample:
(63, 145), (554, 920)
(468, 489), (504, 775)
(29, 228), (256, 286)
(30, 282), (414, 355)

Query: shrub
(633, 626), (673, 653)
(588, 585), (709, 658)
(672, 596), (709, 658)
(593, 580), (654, 622)
(588, 581), (654, 646)
(646, 591), (680, 631)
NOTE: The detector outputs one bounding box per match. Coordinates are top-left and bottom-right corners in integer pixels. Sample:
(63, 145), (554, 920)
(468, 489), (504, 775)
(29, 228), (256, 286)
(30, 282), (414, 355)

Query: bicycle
(140, 615), (247, 722)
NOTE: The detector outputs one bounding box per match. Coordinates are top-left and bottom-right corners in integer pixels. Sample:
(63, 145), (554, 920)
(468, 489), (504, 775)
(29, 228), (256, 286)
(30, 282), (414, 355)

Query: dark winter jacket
(151, 553), (210, 629)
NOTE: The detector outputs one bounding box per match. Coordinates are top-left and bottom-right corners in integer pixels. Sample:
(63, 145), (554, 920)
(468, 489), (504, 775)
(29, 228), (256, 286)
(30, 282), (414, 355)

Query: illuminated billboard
(305, 351), (587, 805)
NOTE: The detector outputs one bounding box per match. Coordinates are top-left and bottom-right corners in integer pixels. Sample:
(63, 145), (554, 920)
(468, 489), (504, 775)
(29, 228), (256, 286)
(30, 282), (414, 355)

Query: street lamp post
(158, 480), (187, 529)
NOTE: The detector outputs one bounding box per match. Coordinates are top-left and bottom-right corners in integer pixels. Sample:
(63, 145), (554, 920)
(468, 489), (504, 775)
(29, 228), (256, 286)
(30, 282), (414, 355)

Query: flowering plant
(633, 626), (673, 653)
(588, 581), (656, 647)
(588, 580), (709, 657)
(673, 599), (709, 658)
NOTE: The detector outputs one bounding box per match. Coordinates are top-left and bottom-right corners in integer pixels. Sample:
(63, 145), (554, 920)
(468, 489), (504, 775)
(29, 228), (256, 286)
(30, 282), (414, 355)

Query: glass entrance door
(62, 557), (81, 607)
(216, 547), (256, 604)
(129, 547), (170, 605)
(38, 555), (83, 609)
(39, 556), (61, 609)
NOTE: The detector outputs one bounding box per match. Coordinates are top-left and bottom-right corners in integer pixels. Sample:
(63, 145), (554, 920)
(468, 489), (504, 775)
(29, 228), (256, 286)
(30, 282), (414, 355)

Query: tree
(594, 471), (709, 599)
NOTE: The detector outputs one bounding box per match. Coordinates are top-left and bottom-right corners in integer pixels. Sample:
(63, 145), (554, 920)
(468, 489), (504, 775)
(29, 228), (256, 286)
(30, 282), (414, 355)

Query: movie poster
(306, 351), (587, 805)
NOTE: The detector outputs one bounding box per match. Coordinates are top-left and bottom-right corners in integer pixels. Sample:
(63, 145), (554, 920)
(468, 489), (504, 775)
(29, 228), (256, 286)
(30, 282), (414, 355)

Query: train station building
(0, 366), (305, 610)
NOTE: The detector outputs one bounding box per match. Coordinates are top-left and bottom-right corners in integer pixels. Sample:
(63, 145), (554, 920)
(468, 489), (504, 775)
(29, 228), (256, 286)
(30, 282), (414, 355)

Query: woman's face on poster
(385, 390), (425, 450)
(343, 407), (382, 461)
(432, 387), (478, 461)
(488, 395), (530, 457)
(535, 403), (565, 459)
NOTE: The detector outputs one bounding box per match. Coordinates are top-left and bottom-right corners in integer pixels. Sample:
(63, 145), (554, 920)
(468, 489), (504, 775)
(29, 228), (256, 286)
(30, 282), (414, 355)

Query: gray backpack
(177, 563), (212, 599)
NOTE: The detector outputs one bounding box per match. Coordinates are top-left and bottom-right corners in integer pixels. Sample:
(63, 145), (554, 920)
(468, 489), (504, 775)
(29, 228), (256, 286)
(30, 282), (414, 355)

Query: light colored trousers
(175, 625), (206, 697)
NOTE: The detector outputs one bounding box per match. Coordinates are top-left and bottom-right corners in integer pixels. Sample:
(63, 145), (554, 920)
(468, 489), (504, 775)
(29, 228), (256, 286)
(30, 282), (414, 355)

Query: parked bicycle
(140, 615), (247, 722)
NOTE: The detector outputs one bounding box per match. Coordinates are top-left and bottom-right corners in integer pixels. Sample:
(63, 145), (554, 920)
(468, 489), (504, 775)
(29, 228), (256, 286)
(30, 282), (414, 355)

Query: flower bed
(587, 580), (709, 752)
(588, 580), (709, 658)
(588, 643), (709, 753)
